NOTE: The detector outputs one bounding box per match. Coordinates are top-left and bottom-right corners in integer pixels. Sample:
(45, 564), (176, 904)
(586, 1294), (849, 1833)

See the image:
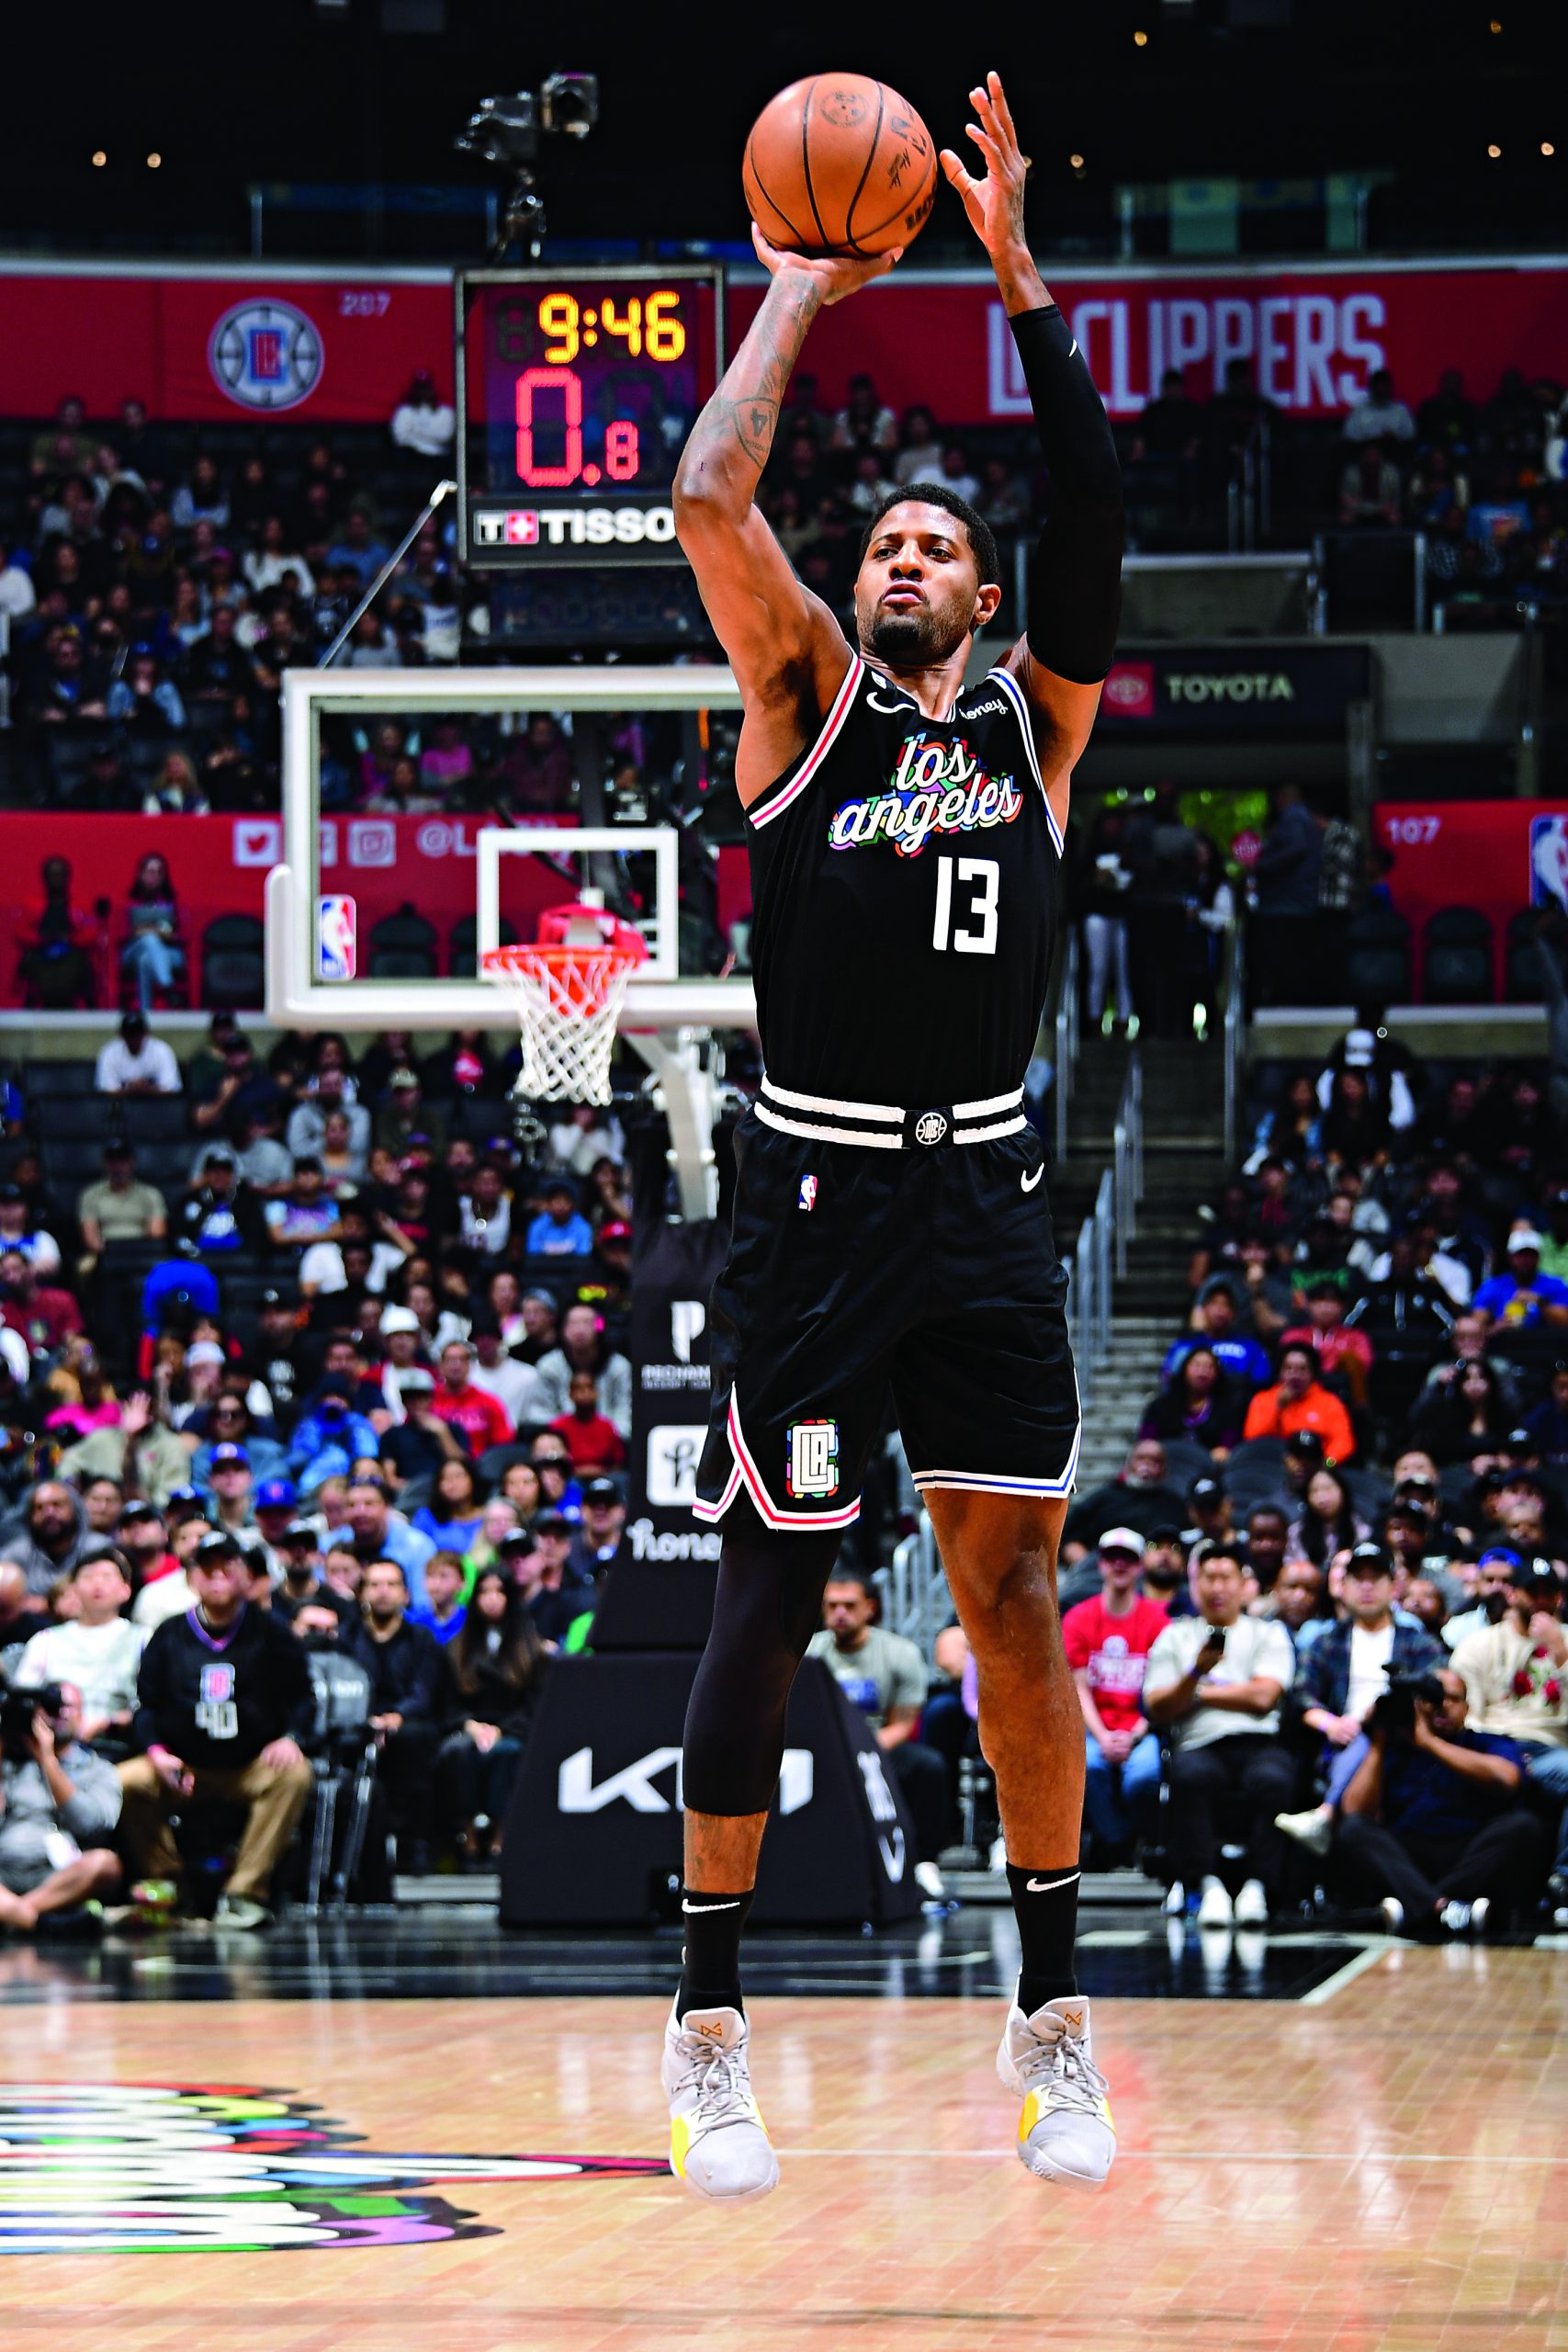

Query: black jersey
(743, 654), (1062, 1107)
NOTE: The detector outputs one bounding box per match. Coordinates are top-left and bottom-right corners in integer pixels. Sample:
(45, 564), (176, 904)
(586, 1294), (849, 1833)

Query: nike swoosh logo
(1021, 1165), (1044, 1193)
(682, 1899), (741, 1915)
(866, 691), (918, 714)
(1025, 1872), (1079, 1894)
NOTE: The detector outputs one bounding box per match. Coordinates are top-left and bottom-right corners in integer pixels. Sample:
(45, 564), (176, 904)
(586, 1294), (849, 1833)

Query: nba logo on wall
(786, 1419), (839, 1498)
(209, 299), (323, 412)
(318, 896), (357, 982)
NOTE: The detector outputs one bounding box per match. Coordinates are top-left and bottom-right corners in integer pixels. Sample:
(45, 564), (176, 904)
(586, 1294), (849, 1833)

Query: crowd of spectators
(1024, 1012), (1568, 1940)
(0, 1017), (644, 1925)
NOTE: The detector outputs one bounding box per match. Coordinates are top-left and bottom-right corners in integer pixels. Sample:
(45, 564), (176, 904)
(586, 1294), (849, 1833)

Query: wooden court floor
(2, 1947), (1565, 2352)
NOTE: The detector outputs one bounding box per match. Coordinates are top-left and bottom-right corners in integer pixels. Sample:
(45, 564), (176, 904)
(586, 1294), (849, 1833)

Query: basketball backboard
(266, 663), (754, 1034)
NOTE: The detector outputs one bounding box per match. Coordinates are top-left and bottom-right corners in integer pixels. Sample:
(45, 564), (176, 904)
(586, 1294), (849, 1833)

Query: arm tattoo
(677, 273), (822, 503)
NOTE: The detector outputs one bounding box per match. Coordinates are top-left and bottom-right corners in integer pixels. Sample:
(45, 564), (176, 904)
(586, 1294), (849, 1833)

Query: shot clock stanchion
(454, 265), (725, 567)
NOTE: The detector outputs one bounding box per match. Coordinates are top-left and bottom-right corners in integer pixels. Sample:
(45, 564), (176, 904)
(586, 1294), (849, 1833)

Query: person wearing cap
(18, 1549), (146, 1747)
(94, 1010), (181, 1097)
(374, 1068), (448, 1161)
(503, 1514), (595, 1647)
(568, 1477), (627, 1584)
(1440, 1547), (1523, 1653)
(1063, 1532), (1169, 1854)
(1277, 1545), (1448, 1857)
(1144, 1547), (1297, 1926)
(510, 1289), (559, 1366)
(250, 1476), (306, 1569)
(77, 1143), (167, 1261)
(175, 1151), (267, 1260)
(1333, 1660), (1548, 1939)
(118, 1529), (315, 1927)
(191, 1032), (276, 1137)
(1473, 1229), (1568, 1330)
(1315, 1017), (1418, 1135)
(1242, 1340), (1356, 1463)
(1450, 1559), (1568, 1906)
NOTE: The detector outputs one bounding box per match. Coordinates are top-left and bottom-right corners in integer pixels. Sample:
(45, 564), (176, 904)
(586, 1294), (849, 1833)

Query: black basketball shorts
(694, 1105), (1081, 1533)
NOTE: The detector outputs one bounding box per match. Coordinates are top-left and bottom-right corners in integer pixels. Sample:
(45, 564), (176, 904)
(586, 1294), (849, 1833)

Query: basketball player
(664, 74), (1123, 2199)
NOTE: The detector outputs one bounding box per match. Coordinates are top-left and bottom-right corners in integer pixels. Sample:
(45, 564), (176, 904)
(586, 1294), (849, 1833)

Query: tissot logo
(473, 505), (675, 548)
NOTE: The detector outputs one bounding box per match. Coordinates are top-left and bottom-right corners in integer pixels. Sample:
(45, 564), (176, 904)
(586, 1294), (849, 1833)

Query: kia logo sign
(1101, 662), (1155, 718)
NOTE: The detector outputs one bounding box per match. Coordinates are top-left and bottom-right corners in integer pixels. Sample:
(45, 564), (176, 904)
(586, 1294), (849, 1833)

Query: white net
(481, 945), (641, 1105)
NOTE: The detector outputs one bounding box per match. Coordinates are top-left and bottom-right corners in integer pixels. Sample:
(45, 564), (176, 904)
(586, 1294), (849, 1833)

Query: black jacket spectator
(132, 1602), (313, 1767)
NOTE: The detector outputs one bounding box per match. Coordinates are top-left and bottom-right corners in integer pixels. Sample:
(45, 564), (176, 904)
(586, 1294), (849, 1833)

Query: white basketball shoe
(662, 2002), (780, 2204)
(997, 1995), (1116, 2190)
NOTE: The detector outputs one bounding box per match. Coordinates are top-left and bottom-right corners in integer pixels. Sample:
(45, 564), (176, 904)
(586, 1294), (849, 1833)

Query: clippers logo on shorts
(798, 1175), (818, 1213)
(197, 1662), (239, 1742)
(829, 733), (1023, 860)
(785, 1419), (839, 1498)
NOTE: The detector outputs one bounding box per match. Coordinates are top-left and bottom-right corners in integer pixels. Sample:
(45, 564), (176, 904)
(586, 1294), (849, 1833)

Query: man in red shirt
(0, 1248), (83, 1354)
(429, 1340), (513, 1455)
(1063, 1528), (1169, 1851)
(549, 1370), (627, 1476)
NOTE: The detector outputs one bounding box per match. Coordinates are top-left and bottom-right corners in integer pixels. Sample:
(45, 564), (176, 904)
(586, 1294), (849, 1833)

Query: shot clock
(456, 266), (724, 569)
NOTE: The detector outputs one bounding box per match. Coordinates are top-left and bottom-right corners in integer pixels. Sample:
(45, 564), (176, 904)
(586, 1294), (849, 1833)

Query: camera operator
(0, 1680), (124, 1932)
(1334, 1663), (1550, 1936)
(1450, 1558), (1568, 1917)
(1275, 1544), (1447, 1857)
(1144, 1545), (1297, 1926)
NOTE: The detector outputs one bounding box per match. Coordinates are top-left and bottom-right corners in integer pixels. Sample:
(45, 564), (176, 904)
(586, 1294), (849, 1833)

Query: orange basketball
(742, 73), (938, 258)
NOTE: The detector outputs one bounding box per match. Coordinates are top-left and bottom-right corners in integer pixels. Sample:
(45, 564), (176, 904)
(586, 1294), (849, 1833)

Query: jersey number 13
(931, 856), (999, 956)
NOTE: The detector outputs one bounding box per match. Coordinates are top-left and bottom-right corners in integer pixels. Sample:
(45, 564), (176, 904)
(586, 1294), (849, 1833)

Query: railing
(1223, 922), (1246, 1165)
(881, 1517), (950, 1668)
(1054, 928), (1081, 1162)
(1072, 1048), (1144, 1408)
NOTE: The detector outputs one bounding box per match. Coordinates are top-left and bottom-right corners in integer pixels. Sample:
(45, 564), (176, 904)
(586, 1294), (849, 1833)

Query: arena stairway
(1050, 1033), (1233, 1491)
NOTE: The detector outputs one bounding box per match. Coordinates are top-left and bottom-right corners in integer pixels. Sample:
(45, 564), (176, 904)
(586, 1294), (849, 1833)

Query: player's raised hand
(941, 70), (1030, 258)
(750, 222), (902, 307)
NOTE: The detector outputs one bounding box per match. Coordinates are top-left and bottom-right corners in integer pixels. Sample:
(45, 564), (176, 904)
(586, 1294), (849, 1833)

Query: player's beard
(860, 596), (970, 668)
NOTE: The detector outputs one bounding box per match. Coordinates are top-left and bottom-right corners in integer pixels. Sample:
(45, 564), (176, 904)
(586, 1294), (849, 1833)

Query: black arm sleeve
(1011, 305), (1124, 683)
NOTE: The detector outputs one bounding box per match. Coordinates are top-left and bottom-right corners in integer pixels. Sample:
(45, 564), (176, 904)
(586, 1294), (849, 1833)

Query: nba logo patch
(798, 1175), (818, 1213)
(786, 1419), (839, 1498)
(317, 895), (357, 982)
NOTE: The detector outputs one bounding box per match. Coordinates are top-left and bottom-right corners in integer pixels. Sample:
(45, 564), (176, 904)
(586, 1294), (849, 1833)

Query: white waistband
(756, 1082), (1028, 1149)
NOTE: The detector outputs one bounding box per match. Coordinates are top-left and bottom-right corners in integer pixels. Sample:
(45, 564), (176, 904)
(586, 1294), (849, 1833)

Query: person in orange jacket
(1242, 1339), (1356, 1462)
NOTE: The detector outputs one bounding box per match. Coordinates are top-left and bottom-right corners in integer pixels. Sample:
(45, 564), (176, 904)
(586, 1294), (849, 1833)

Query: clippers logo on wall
(209, 298), (324, 411)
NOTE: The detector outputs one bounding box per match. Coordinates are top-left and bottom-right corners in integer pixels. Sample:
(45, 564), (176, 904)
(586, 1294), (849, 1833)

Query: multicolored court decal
(0, 2084), (670, 2253)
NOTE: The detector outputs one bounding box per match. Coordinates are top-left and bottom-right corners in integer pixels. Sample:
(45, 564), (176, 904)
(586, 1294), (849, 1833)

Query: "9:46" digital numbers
(535, 289), (686, 364)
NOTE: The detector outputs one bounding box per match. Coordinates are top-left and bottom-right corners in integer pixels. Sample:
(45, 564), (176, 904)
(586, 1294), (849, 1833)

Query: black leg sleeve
(681, 1495), (844, 1818)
